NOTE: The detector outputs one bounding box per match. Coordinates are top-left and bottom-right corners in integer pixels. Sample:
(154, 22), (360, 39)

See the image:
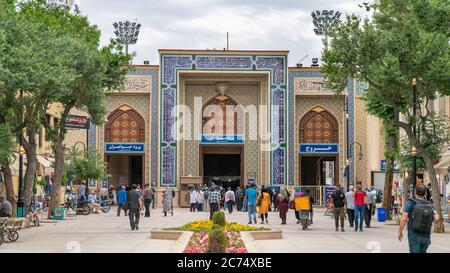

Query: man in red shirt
(352, 181), (368, 232)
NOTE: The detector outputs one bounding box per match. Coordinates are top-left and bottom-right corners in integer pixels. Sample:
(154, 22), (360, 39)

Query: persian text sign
(104, 143), (145, 153)
(200, 134), (244, 144)
(65, 115), (90, 129)
(299, 144), (339, 154)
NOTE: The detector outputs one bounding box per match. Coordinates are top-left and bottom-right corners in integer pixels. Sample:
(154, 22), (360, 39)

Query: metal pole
(411, 78), (417, 198)
(227, 32), (229, 50)
(17, 89), (25, 217)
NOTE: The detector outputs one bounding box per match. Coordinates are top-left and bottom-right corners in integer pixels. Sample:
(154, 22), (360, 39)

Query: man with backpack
(398, 183), (440, 253)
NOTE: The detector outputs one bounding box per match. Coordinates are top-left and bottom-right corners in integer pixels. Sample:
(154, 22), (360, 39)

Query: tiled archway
(299, 106), (338, 144)
(105, 105), (145, 143)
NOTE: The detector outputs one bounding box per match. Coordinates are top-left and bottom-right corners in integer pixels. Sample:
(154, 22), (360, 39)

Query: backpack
(204, 191), (209, 200)
(376, 190), (382, 203)
(410, 198), (434, 234)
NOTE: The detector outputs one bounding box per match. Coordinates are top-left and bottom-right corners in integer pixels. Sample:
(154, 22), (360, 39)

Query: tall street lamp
(411, 78), (417, 198)
(113, 20), (141, 55)
(349, 141), (364, 186)
(17, 89), (25, 217)
(311, 10), (342, 51)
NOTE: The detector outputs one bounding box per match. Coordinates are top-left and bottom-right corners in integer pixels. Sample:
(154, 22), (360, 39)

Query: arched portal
(104, 105), (145, 188)
(200, 94), (244, 190)
(299, 106), (339, 187)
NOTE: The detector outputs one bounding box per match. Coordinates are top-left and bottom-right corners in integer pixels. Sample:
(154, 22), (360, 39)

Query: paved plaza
(1, 206), (449, 253)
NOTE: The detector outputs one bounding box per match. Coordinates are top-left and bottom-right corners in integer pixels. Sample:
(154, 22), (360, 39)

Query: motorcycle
(64, 192), (91, 215)
(299, 210), (312, 230)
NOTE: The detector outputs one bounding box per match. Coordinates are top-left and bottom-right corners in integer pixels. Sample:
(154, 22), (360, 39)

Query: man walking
(225, 187), (236, 214)
(189, 188), (197, 212)
(353, 181), (368, 232)
(398, 183), (439, 253)
(345, 185), (355, 228)
(235, 187), (244, 212)
(364, 186), (376, 228)
(142, 184), (153, 217)
(331, 185), (346, 232)
(117, 185), (127, 216)
(244, 184), (258, 224)
(209, 186), (221, 220)
(127, 184), (142, 230)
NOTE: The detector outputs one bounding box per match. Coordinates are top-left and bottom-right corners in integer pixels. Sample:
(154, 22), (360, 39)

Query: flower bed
(183, 230), (248, 253)
(165, 220), (269, 232)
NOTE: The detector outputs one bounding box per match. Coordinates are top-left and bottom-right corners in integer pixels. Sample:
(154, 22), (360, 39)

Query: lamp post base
(17, 201), (25, 217)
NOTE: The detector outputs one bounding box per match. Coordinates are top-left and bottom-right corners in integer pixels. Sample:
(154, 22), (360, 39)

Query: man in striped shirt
(209, 186), (221, 220)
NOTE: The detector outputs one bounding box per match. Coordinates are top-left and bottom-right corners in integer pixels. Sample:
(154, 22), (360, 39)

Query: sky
(74, 0), (372, 67)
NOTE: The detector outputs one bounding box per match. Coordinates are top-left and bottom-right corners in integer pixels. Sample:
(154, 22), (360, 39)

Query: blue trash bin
(377, 208), (386, 222)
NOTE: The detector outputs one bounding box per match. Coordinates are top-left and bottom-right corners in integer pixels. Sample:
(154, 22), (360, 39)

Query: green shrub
(212, 211), (226, 227)
(207, 225), (227, 253)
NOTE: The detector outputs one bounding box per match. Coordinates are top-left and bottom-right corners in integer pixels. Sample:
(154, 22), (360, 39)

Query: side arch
(299, 106), (338, 143)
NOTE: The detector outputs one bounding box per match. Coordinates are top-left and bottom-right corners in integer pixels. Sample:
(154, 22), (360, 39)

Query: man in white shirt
(189, 188), (197, 212)
(345, 186), (355, 228)
(225, 188), (236, 214)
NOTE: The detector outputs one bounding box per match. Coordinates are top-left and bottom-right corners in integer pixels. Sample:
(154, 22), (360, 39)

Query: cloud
(77, 0), (372, 66)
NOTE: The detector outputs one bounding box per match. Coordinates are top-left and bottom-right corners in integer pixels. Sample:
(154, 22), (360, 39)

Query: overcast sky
(74, 0), (371, 67)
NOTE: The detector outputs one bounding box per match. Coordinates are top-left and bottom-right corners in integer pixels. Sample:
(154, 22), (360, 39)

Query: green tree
(323, 0), (449, 232)
(11, 0), (131, 218)
(65, 148), (110, 184)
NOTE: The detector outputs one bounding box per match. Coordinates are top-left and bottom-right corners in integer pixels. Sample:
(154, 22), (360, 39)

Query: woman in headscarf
(277, 187), (289, 224)
(163, 185), (174, 217)
(257, 187), (271, 224)
(294, 187), (303, 224)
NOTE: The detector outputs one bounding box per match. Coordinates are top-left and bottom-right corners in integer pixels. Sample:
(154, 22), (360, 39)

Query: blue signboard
(200, 134), (244, 144)
(104, 143), (145, 153)
(299, 144), (339, 154)
(380, 160), (400, 172)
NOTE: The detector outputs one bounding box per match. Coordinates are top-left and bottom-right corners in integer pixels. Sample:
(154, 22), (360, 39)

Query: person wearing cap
(87, 191), (101, 214)
(0, 195), (12, 218)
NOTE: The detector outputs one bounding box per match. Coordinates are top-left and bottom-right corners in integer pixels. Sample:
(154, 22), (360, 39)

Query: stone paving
(0, 206), (449, 253)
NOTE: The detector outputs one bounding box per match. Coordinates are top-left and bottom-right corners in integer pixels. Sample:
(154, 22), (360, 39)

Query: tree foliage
(65, 148), (110, 183)
(323, 0), (449, 232)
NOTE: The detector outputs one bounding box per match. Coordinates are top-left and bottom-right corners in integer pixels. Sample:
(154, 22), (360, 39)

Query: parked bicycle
(1, 219), (20, 243)
(98, 199), (111, 213)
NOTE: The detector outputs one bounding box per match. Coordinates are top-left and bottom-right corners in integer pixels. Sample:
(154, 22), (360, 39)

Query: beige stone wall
(295, 95), (346, 185)
(97, 94), (152, 185)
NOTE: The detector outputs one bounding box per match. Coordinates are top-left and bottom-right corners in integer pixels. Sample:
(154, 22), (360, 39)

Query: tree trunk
(22, 128), (37, 215)
(47, 137), (65, 219)
(421, 151), (445, 233)
(395, 113), (445, 233)
(382, 132), (397, 220)
(1, 165), (17, 217)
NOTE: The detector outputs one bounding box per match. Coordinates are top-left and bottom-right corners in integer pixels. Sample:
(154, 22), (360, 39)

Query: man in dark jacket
(127, 184), (142, 230)
(236, 187), (244, 212)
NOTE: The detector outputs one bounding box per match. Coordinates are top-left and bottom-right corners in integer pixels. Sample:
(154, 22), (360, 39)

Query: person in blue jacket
(117, 185), (128, 216)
